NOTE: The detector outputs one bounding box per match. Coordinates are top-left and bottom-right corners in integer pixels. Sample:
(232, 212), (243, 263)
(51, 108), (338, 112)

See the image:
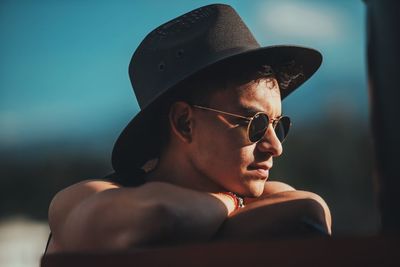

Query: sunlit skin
(147, 77), (283, 197)
(46, 78), (331, 253)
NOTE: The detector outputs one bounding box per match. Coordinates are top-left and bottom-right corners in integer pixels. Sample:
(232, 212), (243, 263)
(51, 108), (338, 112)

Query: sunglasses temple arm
(193, 105), (251, 121)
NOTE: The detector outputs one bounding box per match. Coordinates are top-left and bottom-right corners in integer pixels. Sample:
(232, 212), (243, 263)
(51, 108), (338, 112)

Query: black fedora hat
(112, 4), (322, 177)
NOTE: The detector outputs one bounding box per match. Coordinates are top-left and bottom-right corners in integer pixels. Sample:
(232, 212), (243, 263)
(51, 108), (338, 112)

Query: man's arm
(215, 190), (332, 241)
(48, 180), (236, 252)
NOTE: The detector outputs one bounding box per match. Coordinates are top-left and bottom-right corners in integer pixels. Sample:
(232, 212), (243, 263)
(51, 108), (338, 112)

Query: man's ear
(169, 101), (193, 143)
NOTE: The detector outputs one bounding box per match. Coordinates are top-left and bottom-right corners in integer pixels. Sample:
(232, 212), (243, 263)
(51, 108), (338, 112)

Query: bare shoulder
(48, 179), (121, 235)
(49, 179), (121, 211)
(52, 179), (121, 201)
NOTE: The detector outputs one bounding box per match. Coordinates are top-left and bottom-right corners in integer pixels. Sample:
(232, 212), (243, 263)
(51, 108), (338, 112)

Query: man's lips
(247, 163), (272, 178)
(249, 163), (272, 170)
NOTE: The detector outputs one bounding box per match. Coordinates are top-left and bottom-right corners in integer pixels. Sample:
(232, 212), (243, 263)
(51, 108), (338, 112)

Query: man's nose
(256, 125), (283, 157)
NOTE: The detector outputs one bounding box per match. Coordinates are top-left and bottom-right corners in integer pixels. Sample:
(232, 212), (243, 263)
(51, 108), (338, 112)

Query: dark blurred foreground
(42, 237), (399, 267)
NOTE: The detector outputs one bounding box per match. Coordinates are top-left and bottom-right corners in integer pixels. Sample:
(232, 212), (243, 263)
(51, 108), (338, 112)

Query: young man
(46, 4), (331, 253)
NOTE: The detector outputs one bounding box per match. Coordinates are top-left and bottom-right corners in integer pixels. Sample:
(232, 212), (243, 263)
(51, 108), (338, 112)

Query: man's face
(189, 78), (283, 197)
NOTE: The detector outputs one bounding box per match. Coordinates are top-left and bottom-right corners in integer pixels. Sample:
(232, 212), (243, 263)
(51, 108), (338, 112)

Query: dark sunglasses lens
(249, 113), (269, 142)
(274, 116), (291, 142)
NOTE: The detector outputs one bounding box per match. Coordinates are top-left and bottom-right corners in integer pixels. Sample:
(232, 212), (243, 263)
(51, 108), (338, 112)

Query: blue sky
(0, 0), (368, 149)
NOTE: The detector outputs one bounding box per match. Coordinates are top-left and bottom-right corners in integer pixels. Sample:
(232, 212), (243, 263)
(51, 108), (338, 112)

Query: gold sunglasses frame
(192, 105), (291, 143)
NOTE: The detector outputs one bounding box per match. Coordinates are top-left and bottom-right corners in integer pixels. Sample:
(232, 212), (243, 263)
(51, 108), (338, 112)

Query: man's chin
(241, 181), (266, 198)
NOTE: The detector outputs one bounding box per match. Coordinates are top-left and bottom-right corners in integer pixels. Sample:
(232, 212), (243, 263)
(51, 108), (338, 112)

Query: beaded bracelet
(224, 191), (245, 211)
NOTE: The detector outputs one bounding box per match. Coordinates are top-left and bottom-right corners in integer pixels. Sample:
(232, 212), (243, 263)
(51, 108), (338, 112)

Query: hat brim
(112, 45), (322, 174)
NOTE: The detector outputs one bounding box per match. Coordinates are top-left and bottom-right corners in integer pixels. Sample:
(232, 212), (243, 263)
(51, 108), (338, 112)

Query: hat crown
(130, 4), (259, 109)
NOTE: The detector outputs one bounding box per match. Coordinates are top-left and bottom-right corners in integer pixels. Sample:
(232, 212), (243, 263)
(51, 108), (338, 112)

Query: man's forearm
(214, 190), (332, 241)
(59, 182), (235, 250)
(146, 182), (236, 245)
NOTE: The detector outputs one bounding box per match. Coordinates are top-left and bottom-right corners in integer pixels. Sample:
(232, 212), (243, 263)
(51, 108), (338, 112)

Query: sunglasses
(193, 105), (291, 143)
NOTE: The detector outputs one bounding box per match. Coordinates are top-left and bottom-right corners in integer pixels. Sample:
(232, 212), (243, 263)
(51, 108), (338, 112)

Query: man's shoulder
(48, 179), (122, 234)
(53, 179), (122, 203)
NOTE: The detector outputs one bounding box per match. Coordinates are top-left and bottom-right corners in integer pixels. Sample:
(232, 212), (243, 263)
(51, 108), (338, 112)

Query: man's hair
(155, 63), (278, 156)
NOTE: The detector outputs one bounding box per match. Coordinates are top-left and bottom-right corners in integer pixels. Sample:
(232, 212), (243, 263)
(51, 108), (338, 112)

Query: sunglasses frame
(192, 105), (291, 143)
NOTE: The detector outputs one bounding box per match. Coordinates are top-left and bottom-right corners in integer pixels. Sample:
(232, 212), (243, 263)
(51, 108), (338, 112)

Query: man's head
(111, 4), (322, 186)
(163, 72), (283, 197)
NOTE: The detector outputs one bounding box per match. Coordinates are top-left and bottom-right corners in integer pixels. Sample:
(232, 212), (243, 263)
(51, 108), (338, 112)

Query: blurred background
(0, 0), (376, 266)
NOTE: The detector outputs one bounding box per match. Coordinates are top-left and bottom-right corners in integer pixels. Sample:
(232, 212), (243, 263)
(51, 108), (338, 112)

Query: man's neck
(145, 148), (224, 193)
